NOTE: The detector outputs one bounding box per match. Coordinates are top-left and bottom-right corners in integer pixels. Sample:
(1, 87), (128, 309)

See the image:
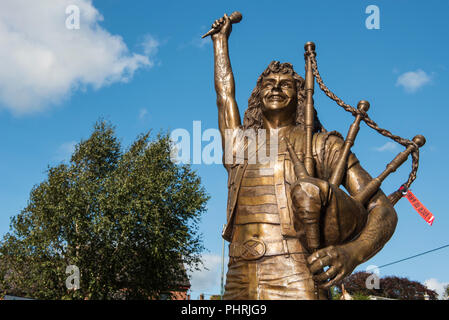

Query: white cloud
(141, 34), (159, 58)
(396, 69), (431, 93)
(191, 37), (210, 49)
(178, 35), (211, 50)
(0, 0), (157, 115)
(374, 141), (399, 152)
(187, 254), (226, 294)
(424, 278), (449, 300)
(54, 141), (77, 161)
(138, 108), (148, 120)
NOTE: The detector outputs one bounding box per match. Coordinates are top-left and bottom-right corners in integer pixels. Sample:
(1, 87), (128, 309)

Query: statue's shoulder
(312, 130), (360, 172)
(287, 126), (344, 152)
(312, 130), (343, 150)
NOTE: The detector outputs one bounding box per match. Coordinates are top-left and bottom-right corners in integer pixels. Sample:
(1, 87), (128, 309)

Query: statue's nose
(272, 82), (282, 91)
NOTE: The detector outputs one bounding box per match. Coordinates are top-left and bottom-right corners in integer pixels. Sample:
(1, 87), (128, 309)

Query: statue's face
(260, 73), (297, 113)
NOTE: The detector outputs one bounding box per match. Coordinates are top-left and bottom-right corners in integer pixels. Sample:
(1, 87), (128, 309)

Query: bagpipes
(287, 41), (429, 252)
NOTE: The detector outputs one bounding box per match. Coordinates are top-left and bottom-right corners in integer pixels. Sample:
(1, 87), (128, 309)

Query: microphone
(201, 11), (242, 38)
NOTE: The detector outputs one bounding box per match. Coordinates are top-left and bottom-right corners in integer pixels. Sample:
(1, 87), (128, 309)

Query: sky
(0, 0), (448, 299)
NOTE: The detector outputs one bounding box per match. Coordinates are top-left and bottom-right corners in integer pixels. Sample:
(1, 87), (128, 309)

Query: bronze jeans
(223, 253), (327, 300)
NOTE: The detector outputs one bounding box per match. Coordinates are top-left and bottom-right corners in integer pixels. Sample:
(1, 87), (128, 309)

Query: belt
(229, 238), (307, 261)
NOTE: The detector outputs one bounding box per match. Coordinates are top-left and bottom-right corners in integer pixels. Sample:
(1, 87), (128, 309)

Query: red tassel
(401, 188), (435, 226)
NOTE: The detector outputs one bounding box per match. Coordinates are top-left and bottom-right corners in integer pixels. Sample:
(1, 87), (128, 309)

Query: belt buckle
(241, 238), (266, 261)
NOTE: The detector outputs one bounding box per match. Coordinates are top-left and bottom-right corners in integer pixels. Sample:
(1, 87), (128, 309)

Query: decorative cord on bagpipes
(304, 48), (425, 206)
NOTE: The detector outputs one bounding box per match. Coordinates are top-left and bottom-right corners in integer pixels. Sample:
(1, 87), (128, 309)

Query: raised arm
(211, 14), (241, 141)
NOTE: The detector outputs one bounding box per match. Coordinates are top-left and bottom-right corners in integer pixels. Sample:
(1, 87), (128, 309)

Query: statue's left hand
(291, 176), (330, 217)
(307, 243), (361, 289)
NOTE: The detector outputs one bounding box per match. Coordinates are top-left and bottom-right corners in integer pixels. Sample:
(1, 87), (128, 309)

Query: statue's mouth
(268, 94), (286, 101)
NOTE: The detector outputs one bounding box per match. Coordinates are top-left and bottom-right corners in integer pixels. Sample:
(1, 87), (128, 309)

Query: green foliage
(338, 272), (438, 300)
(351, 293), (370, 300)
(329, 286), (341, 300)
(0, 120), (209, 299)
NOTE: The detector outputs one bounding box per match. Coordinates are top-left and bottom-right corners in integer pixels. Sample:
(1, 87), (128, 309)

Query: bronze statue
(206, 12), (425, 300)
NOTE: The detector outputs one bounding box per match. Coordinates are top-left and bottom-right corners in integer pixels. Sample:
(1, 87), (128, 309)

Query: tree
(0, 120), (209, 300)
(336, 272), (438, 300)
(444, 284), (449, 300)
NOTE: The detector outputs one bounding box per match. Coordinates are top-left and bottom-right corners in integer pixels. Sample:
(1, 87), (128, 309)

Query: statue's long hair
(243, 61), (324, 132)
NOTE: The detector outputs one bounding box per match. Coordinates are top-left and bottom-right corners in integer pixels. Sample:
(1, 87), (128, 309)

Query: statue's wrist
(212, 33), (228, 42)
(341, 240), (368, 265)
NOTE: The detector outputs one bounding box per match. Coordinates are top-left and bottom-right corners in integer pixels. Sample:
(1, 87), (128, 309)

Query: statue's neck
(261, 107), (296, 131)
(262, 116), (295, 133)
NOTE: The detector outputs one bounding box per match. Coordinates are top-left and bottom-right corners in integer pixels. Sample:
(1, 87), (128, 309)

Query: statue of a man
(210, 14), (397, 300)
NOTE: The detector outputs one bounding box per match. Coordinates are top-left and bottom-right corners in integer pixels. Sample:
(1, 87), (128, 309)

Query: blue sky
(0, 0), (448, 299)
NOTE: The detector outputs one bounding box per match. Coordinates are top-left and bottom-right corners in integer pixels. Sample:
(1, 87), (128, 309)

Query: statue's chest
(236, 161), (278, 224)
(235, 149), (294, 225)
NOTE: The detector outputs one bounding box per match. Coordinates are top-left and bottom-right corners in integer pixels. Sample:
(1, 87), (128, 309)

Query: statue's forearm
(348, 199), (398, 263)
(341, 162), (398, 263)
(213, 35), (235, 97)
(212, 34), (240, 133)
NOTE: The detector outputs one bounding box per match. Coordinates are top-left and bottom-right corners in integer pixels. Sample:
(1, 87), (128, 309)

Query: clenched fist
(210, 13), (232, 40)
(291, 176), (330, 250)
(291, 177), (330, 214)
(307, 243), (361, 289)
